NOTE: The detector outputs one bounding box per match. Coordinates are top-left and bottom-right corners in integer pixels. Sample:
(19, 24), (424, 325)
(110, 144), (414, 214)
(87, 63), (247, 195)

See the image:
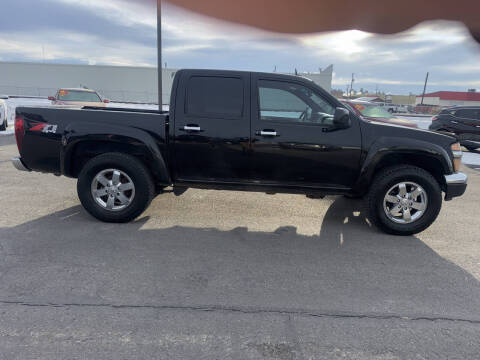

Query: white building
(415, 91), (480, 107)
(0, 62), (333, 105)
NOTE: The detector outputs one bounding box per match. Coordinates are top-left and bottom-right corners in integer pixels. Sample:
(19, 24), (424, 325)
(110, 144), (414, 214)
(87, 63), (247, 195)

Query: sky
(1, 0), (480, 95)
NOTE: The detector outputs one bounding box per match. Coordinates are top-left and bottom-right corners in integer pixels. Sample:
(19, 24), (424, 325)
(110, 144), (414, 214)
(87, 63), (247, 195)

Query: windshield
(57, 90), (101, 102)
(352, 103), (392, 118)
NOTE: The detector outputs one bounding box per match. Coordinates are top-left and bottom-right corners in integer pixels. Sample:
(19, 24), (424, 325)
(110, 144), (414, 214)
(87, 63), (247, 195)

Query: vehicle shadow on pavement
(1, 196), (480, 322)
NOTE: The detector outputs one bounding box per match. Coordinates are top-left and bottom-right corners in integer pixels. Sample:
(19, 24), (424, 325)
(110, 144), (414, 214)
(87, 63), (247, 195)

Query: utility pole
(157, 0), (162, 109)
(420, 72), (429, 105)
(349, 73), (355, 99)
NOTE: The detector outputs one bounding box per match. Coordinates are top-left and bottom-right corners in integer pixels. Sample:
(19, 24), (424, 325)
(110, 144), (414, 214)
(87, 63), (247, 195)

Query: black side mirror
(333, 107), (351, 129)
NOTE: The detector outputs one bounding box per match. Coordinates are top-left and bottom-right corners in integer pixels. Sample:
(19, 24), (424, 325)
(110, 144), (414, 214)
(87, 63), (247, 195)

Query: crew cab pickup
(12, 69), (467, 235)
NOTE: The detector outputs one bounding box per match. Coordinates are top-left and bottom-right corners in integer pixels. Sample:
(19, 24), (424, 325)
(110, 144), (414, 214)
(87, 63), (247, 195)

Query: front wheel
(77, 152), (155, 223)
(366, 165), (442, 235)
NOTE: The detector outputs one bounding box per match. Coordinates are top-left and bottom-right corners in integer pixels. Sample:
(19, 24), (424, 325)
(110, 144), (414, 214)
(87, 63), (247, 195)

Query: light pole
(420, 72), (429, 106)
(157, 0), (162, 109)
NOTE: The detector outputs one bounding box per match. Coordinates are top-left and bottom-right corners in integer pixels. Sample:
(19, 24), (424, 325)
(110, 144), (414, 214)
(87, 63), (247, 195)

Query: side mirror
(103, 99), (110, 103)
(333, 107), (351, 129)
(48, 96), (55, 101)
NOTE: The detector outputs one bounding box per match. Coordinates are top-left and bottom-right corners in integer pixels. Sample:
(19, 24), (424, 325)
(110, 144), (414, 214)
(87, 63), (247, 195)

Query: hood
(364, 116), (418, 128)
(363, 118), (457, 150)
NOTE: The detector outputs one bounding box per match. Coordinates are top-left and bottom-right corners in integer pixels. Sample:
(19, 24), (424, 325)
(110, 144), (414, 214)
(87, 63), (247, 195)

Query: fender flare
(354, 136), (453, 193)
(60, 121), (171, 184)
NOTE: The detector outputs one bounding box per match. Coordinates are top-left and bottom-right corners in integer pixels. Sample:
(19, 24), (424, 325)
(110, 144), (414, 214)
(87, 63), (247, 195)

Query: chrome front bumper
(12, 157), (31, 172)
(444, 172), (467, 200)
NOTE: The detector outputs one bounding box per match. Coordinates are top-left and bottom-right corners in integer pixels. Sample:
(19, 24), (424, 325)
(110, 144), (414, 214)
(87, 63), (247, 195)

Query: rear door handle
(256, 130), (279, 136)
(182, 125), (201, 132)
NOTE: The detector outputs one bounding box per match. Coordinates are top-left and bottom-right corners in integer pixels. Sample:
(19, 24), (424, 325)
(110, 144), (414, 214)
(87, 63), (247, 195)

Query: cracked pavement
(1, 134), (480, 359)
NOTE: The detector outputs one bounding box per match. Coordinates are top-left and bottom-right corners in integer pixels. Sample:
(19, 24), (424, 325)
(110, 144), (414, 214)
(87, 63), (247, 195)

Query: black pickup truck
(12, 69), (467, 235)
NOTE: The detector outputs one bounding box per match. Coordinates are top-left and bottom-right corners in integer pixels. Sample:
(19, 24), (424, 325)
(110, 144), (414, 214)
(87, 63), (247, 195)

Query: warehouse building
(0, 62), (333, 104)
(415, 91), (480, 107)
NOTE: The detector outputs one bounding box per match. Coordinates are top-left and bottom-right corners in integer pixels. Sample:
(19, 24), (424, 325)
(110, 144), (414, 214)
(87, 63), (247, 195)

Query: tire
(344, 193), (363, 199)
(366, 165), (442, 235)
(77, 152), (155, 223)
(0, 119), (6, 131)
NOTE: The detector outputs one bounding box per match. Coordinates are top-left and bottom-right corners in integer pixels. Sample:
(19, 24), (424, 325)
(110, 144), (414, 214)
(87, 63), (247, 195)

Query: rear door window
(186, 76), (244, 118)
(455, 109), (476, 119)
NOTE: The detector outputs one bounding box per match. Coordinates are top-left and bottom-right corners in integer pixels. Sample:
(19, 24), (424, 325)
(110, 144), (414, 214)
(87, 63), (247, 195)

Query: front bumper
(444, 172), (467, 200)
(12, 157), (31, 172)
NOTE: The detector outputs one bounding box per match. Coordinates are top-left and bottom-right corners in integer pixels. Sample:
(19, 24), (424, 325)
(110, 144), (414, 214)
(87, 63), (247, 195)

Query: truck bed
(16, 106), (169, 177)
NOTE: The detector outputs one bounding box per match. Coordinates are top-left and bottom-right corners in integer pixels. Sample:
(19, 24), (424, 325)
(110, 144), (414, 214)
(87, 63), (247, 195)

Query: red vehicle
(341, 100), (418, 128)
(48, 88), (110, 107)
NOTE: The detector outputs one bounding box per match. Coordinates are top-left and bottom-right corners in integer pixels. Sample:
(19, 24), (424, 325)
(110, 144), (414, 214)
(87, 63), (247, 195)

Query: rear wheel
(77, 152), (154, 222)
(367, 165), (442, 235)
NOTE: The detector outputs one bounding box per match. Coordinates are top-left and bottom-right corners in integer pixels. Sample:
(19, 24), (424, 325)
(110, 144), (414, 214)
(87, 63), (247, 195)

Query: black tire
(77, 152), (155, 223)
(344, 193), (363, 199)
(0, 119), (6, 131)
(366, 165), (442, 235)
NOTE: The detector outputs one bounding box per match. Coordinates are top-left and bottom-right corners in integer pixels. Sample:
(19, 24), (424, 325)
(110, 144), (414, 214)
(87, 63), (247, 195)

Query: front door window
(258, 80), (335, 126)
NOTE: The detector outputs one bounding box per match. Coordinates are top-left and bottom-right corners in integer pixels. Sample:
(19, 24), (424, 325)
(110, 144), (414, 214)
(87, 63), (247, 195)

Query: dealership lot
(1, 134), (480, 358)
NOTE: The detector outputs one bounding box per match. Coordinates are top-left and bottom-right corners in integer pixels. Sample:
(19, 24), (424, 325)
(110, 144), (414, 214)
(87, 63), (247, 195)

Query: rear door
(172, 70), (251, 183)
(452, 108), (480, 132)
(250, 74), (362, 189)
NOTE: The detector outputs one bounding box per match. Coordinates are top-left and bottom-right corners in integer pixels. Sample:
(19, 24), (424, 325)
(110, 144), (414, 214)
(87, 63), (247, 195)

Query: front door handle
(182, 125), (201, 132)
(256, 130), (279, 136)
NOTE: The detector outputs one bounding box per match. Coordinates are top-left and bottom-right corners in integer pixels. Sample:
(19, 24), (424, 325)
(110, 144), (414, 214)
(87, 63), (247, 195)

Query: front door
(172, 70), (251, 183)
(250, 75), (362, 189)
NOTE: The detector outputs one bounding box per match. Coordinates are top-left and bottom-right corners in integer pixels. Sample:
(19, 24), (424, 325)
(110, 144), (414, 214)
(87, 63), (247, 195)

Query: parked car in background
(341, 100), (418, 128)
(429, 106), (480, 151)
(378, 103), (409, 114)
(48, 88), (109, 107)
(0, 96), (8, 131)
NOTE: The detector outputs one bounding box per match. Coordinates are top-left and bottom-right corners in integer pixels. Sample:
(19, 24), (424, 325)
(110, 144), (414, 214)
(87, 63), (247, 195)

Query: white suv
(0, 97), (8, 131)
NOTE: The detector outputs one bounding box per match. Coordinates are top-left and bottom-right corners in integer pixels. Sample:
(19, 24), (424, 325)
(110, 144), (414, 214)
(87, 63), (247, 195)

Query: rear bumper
(444, 172), (467, 200)
(12, 157), (31, 172)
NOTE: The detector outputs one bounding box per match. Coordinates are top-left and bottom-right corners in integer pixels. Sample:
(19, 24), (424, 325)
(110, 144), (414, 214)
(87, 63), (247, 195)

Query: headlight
(451, 142), (462, 172)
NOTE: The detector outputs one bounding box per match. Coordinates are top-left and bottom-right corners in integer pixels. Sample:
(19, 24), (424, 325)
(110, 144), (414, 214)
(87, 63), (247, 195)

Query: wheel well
(68, 141), (152, 179)
(373, 153), (446, 190)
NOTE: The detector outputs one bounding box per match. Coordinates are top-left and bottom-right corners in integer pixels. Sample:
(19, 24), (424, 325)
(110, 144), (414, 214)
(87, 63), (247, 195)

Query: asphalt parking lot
(1, 134), (480, 359)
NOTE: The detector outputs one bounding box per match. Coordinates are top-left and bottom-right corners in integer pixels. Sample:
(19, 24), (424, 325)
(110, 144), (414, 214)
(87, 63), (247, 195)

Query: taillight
(431, 116), (438, 121)
(14, 115), (25, 153)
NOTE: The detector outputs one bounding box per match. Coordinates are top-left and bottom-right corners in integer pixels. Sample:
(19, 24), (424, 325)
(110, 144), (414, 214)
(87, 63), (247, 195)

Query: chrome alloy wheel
(383, 181), (427, 224)
(91, 169), (135, 211)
